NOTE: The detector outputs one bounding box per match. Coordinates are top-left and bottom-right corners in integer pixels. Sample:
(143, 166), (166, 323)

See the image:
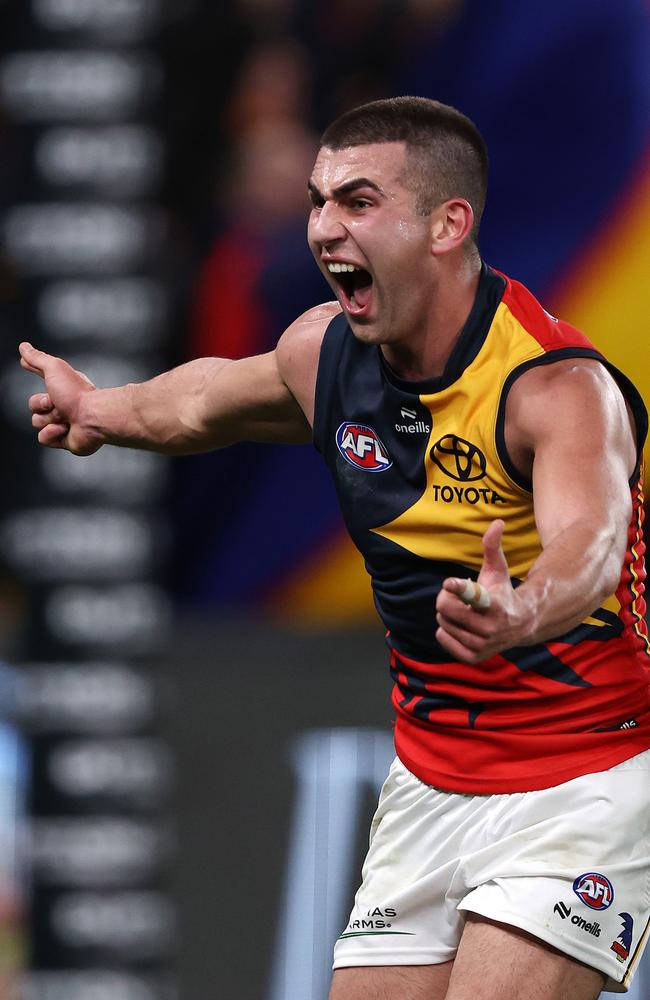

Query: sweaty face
(307, 142), (437, 346)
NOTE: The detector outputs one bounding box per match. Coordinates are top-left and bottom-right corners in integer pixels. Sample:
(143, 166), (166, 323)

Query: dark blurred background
(0, 1), (648, 998)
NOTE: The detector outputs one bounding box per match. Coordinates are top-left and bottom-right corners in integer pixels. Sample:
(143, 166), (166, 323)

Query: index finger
(443, 577), (491, 611)
(29, 392), (53, 414)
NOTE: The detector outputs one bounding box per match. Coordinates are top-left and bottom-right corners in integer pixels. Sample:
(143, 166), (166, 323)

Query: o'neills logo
(395, 421), (430, 434)
(336, 422), (392, 472)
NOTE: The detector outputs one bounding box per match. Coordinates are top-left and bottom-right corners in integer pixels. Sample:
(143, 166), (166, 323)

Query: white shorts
(333, 751), (650, 992)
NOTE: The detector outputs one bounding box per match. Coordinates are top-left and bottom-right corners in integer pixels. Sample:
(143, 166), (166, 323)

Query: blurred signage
(0, 0), (176, 988)
(32, 0), (163, 40)
(44, 584), (171, 651)
(35, 127), (163, 194)
(49, 890), (175, 953)
(37, 279), (168, 343)
(26, 817), (173, 885)
(1, 1), (175, 988)
(0, 52), (161, 120)
(3, 203), (163, 274)
(1, 508), (161, 580)
(15, 663), (156, 733)
(39, 449), (167, 503)
(47, 738), (174, 802)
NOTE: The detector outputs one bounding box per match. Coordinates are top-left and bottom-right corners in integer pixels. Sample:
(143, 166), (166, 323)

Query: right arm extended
(19, 303), (338, 456)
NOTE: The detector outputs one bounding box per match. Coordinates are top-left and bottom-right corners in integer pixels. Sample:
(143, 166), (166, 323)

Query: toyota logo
(430, 435), (487, 481)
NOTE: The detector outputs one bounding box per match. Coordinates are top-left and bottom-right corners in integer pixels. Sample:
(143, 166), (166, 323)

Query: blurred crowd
(162, 0), (465, 365)
(162, 0), (467, 606)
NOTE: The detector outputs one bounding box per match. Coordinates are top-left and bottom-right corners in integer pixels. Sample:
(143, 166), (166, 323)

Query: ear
(430, 199), (475, 256)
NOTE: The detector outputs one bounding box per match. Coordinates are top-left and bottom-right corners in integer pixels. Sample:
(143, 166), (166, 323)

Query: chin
(349, 325), (384, 347)
(347, 314), (384, 342)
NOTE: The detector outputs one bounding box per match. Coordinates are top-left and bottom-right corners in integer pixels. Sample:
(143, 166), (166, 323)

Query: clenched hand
(436, 520), (528, 662)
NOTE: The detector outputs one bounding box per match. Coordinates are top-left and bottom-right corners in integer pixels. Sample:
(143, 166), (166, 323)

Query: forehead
(310, 141), (410, 193)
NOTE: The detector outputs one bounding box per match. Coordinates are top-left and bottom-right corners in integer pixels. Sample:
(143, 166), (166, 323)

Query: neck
(382, 254), (482, 381)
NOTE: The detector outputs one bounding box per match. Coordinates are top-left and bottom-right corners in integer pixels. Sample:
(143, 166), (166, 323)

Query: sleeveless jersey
(313, 264), (650, 793)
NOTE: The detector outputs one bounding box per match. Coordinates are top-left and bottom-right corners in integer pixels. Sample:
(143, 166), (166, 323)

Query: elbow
(597, 570), (621, 607)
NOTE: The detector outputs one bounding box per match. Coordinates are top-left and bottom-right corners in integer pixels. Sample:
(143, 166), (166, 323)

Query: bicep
(532, 433), (631, 553)
(179, 303), (333, 450)
(192, 350), (311, 447)
(521, 364), (635, 548)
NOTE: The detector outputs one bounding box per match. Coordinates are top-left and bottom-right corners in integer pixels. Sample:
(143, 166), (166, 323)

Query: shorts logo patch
(347, 906), (397, 931)
(611, 912), (634, 963)
(339, 905), (416, 939)
(552, 901), (601, 937)
(336, 423), (392, 472)
(573, 872), (614, 911)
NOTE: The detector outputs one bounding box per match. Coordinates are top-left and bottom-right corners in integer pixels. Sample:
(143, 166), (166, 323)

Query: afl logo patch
(573, 873), (614, 911)
(336, 422), (392, 472)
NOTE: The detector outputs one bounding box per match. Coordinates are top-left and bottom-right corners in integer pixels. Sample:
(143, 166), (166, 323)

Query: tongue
(352, 281), (372, 308)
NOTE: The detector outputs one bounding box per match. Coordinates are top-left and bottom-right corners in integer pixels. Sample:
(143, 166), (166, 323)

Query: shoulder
(498, 272), (595, 353)
(275, 300), (342, 425)
(278, 300), (341, 352)
(507, 356), (637, 471)
(510, 357), (629, 425)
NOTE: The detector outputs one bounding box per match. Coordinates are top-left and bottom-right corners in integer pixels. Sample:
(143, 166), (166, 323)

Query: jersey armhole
(494, 347), (615, 492)
(312, 312), (349, 454)
(607, 364), (649, 484)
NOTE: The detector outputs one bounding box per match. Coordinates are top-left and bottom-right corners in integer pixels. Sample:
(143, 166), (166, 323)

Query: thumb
(478, 519), (510, 585)
(19, 342), (52, 378)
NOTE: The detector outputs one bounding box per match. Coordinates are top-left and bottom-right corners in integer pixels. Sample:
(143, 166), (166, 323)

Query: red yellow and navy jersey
(313, 263), (650, 793)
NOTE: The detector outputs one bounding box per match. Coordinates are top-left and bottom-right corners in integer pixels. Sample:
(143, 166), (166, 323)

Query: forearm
(436, 362), (637, 664)
(80, 358), (233, 454)
(516, 519), (626, 644)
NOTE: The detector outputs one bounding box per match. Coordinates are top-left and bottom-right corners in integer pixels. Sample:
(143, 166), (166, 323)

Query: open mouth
(326, 262), (373, 316)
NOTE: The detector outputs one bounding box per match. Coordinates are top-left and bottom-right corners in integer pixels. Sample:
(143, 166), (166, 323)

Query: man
(20, 97), (650, 1000)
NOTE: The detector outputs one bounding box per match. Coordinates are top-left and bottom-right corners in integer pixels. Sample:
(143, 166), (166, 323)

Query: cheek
(382, 245), (430, 284)
(396, 217), (430, 243)
(307, 233), (322, 263)
(374, 222), (431, 264)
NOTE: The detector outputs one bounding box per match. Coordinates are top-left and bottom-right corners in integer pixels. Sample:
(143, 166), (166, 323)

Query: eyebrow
(308, 177), (385, 201)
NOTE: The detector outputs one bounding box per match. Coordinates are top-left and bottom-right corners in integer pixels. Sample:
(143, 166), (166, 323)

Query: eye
(352, 198), (372, 210)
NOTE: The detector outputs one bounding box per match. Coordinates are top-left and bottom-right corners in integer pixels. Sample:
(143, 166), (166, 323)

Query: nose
(309, 200), (347, 249)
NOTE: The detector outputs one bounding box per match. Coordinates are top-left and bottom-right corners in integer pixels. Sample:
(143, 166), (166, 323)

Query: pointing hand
(20, 342), (100, 455)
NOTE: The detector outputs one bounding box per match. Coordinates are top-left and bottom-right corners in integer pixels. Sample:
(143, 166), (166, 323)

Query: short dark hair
(320, 96), (488, 245)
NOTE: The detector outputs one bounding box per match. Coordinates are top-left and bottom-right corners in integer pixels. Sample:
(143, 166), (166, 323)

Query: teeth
(327, 262), (359, 273)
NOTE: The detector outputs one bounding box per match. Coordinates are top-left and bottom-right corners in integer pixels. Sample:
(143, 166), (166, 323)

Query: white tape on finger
(459, 579), (491, 610)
